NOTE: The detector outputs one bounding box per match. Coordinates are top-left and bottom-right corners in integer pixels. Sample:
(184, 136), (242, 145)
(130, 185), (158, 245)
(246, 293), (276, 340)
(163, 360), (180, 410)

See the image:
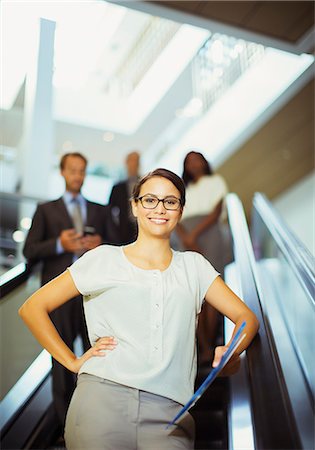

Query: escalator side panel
(1, 377), (53, 450)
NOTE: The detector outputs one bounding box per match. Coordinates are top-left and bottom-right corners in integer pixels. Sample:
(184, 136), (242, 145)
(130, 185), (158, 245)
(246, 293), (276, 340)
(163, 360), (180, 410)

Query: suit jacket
(23, 197), (109, 285)
(109, 180), (138, 245)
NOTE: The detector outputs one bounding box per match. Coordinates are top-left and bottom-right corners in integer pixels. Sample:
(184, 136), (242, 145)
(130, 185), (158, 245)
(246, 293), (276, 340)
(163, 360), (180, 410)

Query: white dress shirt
(56, 192), (87, 255)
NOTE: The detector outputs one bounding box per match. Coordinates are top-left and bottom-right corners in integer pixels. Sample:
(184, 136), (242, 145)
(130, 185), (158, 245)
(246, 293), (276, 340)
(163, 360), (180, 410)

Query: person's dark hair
(132, 168), (186, 208)
(182, 151), (213, 185)
(60, 152), (88, 170)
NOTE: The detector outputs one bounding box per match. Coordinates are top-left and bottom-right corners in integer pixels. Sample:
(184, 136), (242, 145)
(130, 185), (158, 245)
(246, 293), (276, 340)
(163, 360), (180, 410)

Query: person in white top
(176, 151), (232, 365)
(19, 168), (259, 450)
(177, 151), (229, 261)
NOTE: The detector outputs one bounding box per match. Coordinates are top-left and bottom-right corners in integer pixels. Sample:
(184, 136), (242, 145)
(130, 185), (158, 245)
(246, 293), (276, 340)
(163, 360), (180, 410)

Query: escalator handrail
(0, 262), (31, 298)
(0, 190), (46, 203)
(0, 261), (52, 436)
(226, 193), (301, 450)
(0, 350), (52, 432)
(253, 192), (314, 305)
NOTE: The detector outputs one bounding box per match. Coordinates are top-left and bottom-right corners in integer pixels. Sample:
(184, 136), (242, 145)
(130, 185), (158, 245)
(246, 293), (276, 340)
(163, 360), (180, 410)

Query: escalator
(0, 264), (59, 449)
(192, 192), (313, 450)
(1, 192), (314, 449)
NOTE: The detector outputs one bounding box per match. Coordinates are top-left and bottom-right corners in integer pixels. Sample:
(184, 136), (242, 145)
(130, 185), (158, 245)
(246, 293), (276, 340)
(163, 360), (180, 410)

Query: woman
(176, 151), (232, 363)
(177, 151), (230, 271)
(19, 168), (259, 450)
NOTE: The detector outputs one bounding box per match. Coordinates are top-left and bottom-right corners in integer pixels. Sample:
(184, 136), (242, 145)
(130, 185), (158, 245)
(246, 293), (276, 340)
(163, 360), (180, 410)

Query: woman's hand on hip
(69, 336), (118, 373)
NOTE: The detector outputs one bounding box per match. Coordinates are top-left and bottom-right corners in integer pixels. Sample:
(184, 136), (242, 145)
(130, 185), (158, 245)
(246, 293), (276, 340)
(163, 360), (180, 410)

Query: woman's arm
(177, 201), (223, 250)
(19, 270), (116, 372)
(176, 222), (201, 252)
(205, 276), (259, 358)
(189, 200), (223, 241)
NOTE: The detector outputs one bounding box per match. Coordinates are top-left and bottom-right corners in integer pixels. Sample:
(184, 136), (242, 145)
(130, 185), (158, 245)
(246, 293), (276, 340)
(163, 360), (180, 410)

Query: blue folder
(167, 321), (247, 428)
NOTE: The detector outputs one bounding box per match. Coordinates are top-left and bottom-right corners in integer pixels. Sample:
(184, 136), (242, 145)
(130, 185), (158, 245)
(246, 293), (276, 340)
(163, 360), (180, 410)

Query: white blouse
(68, 245), (219, 405)
(181, 174), (228, 221)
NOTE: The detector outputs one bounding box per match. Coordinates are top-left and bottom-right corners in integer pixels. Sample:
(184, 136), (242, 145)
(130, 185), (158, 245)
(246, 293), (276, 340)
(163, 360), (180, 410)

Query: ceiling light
(213, 67), (224, 78)
(62, 140), (73, 151)
(103, 131), (114, 142)
(12, 230), (25, 243)
(235, 41), (245, 54)
(20, 217), (32, 230)
(210, 39), (224, 64)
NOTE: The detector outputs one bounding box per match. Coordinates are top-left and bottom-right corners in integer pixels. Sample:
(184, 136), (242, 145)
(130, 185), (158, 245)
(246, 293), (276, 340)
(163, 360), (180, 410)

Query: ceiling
(149, 1), (315, 49)
(0, 1), (210, 170)
(218, 78), (314, 217)
(130, 0), (314, 216)
(1, 0), (314, 209)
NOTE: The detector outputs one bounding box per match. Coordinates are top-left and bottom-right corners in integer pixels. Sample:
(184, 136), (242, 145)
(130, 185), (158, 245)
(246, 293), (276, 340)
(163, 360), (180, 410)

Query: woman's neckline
(120, 246), (174, 273)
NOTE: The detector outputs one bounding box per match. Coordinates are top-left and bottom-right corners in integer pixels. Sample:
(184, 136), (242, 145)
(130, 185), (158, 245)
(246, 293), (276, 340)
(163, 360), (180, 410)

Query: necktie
(71, 198), (84, 234)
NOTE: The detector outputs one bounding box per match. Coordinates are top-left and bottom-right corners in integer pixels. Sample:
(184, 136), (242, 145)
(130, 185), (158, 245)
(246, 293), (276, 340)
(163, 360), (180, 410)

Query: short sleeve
(68, 245), (108, 296)
(194, 252), (220, 304)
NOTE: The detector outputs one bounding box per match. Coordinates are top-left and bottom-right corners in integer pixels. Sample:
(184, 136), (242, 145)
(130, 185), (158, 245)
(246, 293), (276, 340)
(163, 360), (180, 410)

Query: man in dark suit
(23, 152), (109, 429)
(109, 151), (140, 244)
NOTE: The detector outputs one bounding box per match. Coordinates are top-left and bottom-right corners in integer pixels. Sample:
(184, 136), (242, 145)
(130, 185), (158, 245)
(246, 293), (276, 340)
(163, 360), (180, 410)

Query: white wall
(272, 172), (314, 255)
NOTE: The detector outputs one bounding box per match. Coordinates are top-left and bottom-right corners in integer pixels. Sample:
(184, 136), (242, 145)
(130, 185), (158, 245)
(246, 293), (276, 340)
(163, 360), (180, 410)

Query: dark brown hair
(60, 152), (88, 170)
(182, 151), (213, 185)
(132, 168), (186, 207)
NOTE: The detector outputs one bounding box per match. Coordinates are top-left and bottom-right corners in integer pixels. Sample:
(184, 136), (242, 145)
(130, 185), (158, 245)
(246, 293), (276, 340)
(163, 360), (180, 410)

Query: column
(19, 17), (56, 197)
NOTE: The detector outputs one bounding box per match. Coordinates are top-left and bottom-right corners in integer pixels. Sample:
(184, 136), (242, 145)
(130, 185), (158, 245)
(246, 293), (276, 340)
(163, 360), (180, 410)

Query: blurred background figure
(108, 151), (140, 245)
(176, 150), (232, 364)
(23, 152), (109, 431)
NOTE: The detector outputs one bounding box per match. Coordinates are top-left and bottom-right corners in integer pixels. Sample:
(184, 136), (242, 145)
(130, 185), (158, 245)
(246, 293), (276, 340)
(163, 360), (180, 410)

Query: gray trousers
(65, 374), (195, 450)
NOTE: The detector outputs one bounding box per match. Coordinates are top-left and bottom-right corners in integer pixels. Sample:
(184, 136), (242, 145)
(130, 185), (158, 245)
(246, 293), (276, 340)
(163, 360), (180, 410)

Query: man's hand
(60, 229), (85, 253)
(82, 233), (102, 250)
(68, 336), (118, 373)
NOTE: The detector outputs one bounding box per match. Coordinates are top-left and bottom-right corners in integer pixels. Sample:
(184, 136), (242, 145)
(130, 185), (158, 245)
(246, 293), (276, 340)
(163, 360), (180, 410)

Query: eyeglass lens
(140, 195), (180, 210)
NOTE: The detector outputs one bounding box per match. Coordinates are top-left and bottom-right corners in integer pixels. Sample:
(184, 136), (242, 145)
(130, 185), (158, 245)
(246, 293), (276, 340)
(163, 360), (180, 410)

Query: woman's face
(185, 152), (206, 179)
(132, 176), (182, 238)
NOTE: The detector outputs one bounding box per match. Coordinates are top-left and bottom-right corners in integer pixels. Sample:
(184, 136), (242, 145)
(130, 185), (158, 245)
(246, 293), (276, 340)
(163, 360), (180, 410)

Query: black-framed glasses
(136, 194), (182, 211)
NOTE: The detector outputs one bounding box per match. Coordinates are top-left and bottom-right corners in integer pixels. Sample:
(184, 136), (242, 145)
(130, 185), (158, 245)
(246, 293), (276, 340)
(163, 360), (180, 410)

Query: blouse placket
(149, 270), (164, 363)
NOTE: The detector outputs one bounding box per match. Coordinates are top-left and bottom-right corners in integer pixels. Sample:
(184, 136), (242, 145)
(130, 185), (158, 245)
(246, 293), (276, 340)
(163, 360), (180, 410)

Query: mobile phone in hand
(84, 226), (96, 236)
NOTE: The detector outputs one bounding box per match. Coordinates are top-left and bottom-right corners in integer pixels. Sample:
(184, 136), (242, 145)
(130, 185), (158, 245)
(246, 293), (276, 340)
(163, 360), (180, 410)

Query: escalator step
(193, 382), (229, 412)
(194, 438), (227, 450)
(191, 409), (226, 439)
